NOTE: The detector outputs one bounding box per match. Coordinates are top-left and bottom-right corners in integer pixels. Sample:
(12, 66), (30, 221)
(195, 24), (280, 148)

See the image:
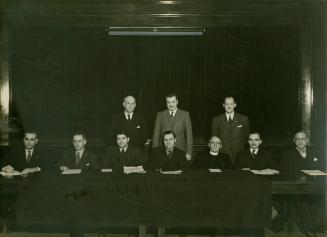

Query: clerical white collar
(210, 151), (219, 156)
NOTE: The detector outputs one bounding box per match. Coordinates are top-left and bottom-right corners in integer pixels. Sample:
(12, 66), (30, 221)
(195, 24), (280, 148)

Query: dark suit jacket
(109, 112), (149, 149)
(235, 149), (276, 170)
(146, 147), (189, 171)
(5, 146), (44, 172)
(57, 148), (99, 170)
(191, 150), (233, 169)
(152, 109), (193, 155)
(211, 112), (249, 162)
(101, 145), (146, 172)
(279, 147), (321, 171)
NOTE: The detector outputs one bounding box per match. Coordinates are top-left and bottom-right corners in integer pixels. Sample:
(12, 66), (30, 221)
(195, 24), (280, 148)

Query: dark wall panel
(10, 26), (299, 144)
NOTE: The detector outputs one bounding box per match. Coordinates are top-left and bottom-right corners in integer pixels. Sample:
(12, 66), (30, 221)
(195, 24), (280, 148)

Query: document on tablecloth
(209, 168), (222, 173)
(250, 169), (279, 175)
(101, 168), (113, 173)
(61, 169), (81, 175)
(123, 166), (146, 174)
(161, 170), (182, 174)
(0, 170), (21, 176)
(301, 170), (327, 176)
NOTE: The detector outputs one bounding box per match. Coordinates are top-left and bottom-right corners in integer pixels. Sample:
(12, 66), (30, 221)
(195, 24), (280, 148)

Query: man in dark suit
(211, 96), (249, 163)
(191, 136), (233, 169)
(102, 130), (146, 172)
(109, 95), (149, 149)
(274, 131), (323, 236)
(147, 130), (189, 171)
(152, 93), (193, 161)
(2, 131), (43, 175)
(58, 132), (99, 171)
(235, 132), (276, 170)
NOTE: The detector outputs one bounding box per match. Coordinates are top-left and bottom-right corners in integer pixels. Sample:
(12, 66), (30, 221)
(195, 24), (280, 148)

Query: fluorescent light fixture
(107, 27), (204, 36)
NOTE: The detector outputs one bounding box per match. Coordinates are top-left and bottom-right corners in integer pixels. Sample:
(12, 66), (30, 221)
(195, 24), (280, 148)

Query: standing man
(58, 132), (99, 171)
(211, 96), (249, 163)
(152, 93), (193, 161)
(102, 130), (146, 172)
(2, 131), (43, 175)
(109, 95), (149, 150)
(235, 132), (276, 170)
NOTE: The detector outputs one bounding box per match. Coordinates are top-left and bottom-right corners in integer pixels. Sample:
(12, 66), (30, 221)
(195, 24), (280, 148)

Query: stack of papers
(209, 169), (222, 173)
(161, 170), (182, 174)
(301, 170), (327, 176)
(61, 169), (81, 175)
(250, 169), (279, 175)
(0, 170), (21, 176)
(123, 166), (145, 174)
(101, 169), (113, 173)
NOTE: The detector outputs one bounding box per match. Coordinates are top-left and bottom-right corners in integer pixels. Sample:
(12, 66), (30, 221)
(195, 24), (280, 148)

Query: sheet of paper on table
(0, 170), (21, 176)
(250, 169), (279, 175)
(161, 170), (182, 174)
(61, 169), (82, 175)
(209, 168), (222, 173)
(101, 169), (113, 173)
(123, 166), (145, 174)
(301, 170), (327, 176)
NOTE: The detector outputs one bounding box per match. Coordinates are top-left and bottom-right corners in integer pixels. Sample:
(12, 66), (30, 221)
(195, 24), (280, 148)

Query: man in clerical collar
(191, 136), (233, 169)
(235, 132), (276, 170)
(2, 131), (42, 175)
(147, 130), (188, 171)
(58, 131), (99, 171)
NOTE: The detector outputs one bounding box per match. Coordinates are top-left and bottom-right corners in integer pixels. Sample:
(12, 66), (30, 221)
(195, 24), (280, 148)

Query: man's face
(208, 136), (222, 153)
(248, 133), (262, 149)
(294, 132), (308, 150)
(123, 96), (136, 113)
(117, 134), (129, 148)
(166, 96), (178, 112)
(73, 135), (86, 151)
(223, 97), (236, 114)
(23, 133), (38, 150)
(163, 133), (176, 150)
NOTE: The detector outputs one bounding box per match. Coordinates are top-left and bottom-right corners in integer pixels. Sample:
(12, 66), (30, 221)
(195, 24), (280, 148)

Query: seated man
(191, 136), (233, 169)
(2, 131), (43, 175)
(58, 132), (99, 171)
(102, 130), (146, 172)
(277, 131), (323, 236)
(146, 130), (188, 171)
(235, 131), (276, 170)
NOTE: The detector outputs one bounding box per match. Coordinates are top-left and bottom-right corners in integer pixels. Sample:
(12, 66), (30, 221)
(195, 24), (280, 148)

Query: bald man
(109, 96), (149, 149)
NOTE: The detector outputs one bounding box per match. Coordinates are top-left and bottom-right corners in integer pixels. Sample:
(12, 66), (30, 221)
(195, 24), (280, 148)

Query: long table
(0, 170), (325, 236)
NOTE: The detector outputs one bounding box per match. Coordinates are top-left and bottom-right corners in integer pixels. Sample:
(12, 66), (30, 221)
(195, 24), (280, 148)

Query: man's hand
(60, 166), (68, 171)
(185, 154), (192, 161)
(2, 165), (14, 173)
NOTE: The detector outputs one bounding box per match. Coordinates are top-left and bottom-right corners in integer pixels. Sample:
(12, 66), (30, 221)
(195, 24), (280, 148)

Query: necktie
(26, 150), (32, 163)
(120, 148), (125, 154)
(127, 114), (131, 121)
(75, 152), (80, 165)
(170, 111), (174, 117)
(251, 150), (256, 158)
(228, 116), (232, 123)
(167, 150), (173, 159)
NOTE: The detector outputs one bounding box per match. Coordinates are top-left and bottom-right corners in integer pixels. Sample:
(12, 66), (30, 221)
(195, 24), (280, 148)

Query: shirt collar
(168, 108), (177, 116)
(210, 151), (219, 156)
(76, 148), (85, 157)
(250, 148), (258, 154)
(225, 112), (235, 120)
(124, 111), (133, 119)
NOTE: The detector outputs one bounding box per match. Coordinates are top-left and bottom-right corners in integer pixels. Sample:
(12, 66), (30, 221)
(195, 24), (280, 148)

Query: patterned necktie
(251, 150), (256, 158)
(26, 150), (32, 163)
(75, 152), (80, 165)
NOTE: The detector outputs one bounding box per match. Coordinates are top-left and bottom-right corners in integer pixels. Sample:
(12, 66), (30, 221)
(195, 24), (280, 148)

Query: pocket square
(237, 125), (243, 128)
(136, 125), (141, 128)
(314, 157), (318, 162)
